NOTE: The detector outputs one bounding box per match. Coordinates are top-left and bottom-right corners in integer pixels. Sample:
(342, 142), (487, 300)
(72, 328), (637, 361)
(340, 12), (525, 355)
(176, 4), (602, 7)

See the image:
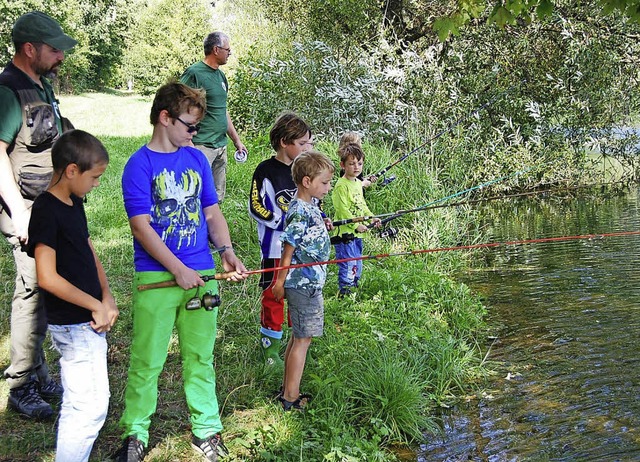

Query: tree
(259, 0), (383, 55)
(435, 0), (640, 41)
(0, 0), (131, 91)
(120, 0), (210, 94)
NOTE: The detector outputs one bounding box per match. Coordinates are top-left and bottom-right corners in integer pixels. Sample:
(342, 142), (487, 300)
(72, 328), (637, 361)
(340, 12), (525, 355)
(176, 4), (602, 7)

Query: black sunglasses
(175, 117), (200, 134)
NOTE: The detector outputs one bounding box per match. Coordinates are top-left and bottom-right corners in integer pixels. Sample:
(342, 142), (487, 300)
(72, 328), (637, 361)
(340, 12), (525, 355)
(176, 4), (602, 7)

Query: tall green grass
(0, 92), (489, 461)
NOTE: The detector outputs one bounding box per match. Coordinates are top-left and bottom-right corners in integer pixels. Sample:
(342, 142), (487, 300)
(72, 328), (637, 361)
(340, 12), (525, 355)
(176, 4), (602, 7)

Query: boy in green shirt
(331, 143), (380, 297)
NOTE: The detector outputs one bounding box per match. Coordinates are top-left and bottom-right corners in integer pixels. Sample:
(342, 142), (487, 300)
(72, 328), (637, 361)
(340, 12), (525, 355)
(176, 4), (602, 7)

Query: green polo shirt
(180, 61), (229, 149)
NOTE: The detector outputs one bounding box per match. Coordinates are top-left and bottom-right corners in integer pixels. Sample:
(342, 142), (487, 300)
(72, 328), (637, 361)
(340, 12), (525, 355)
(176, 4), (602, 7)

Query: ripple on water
(422, 190), (640, 461)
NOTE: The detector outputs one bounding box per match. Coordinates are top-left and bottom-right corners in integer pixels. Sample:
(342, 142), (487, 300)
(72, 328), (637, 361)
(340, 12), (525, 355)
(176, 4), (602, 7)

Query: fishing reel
(378, 175), (396, 187)
(186, 288), (221, 311)
(378, 226), (399, 240)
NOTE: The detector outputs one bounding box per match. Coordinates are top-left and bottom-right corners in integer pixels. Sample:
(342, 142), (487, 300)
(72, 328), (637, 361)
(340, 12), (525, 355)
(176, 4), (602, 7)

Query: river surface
(420, 187), (640, 461)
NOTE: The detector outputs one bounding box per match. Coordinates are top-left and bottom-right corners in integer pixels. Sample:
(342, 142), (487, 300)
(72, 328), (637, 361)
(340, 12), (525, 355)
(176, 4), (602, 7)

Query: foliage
(435, 0), (640, 40)
(258, 0), (383, 53)
(0, 0), (132, 91)
(229, 40), (413, 145)
(118, 0), (210, 94)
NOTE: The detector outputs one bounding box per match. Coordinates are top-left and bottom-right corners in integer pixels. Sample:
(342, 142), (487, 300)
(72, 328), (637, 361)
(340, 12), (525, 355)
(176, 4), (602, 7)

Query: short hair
(51, 129), (109, 173)
(150, 81), (206, 125)
(13, 41), (43, 54)
(204, 31), (229, 56)
(269, 111), (312, 151)
(338, 142), (365, 163)
(291, 150), (335, 185)
(338, 131), (362, 150)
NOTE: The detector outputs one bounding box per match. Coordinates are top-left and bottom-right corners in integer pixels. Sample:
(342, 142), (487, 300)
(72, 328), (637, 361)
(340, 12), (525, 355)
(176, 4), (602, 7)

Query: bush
(119, 0), (210, 94)
(230, 40), (416, 145)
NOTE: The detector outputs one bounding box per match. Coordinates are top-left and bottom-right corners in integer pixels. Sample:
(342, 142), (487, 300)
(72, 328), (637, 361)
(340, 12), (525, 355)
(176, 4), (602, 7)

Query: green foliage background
(2, 0), (639, 188)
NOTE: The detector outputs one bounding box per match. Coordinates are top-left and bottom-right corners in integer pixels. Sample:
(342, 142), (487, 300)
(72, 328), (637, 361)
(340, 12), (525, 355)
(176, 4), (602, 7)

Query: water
(421, 187), (640, 461)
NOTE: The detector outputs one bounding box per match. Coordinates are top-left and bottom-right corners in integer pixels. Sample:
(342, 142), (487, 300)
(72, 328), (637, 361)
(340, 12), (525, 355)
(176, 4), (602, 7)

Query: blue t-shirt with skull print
(122, 144), (219, 271)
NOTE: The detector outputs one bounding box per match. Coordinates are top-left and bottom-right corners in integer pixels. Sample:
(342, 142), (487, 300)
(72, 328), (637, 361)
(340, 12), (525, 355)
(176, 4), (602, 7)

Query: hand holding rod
(138, 274), (223, 291)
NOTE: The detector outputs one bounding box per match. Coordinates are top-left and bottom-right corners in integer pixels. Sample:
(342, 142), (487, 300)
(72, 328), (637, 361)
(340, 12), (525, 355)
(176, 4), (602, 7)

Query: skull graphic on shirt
(152, 168), (202, 249)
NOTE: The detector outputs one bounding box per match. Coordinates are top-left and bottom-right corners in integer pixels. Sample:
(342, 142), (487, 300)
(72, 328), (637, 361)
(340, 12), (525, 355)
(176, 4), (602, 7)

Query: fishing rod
(370, 179), (630, 235)
(371, 185), (595, 234)
(137, 230), (640, 291)
(332, 165), (534, 227)
(369, 81), (521, 182)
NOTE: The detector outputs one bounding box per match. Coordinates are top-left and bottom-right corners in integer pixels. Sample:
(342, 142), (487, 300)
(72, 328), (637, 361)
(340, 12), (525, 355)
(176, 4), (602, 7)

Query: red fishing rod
(137, 230), (640, 291)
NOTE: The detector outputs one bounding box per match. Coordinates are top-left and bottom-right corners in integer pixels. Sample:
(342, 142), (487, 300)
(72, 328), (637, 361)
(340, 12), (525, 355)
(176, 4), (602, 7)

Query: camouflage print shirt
(280, 198), (330, 290)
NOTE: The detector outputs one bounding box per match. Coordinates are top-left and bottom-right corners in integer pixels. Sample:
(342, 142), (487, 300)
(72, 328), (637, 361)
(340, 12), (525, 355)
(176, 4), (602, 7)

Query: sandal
(279, 393), (312, 411)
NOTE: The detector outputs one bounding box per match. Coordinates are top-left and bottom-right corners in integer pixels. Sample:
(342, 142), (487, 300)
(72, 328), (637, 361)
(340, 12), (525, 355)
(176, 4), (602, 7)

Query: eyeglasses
(175, 117), (200, 134)
(216, 46), (231, 54)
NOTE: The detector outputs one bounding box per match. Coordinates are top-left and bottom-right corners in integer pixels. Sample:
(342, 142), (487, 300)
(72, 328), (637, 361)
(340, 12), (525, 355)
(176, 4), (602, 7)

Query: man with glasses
(0, 10), (74, 419)
(181, 31), (246, 202)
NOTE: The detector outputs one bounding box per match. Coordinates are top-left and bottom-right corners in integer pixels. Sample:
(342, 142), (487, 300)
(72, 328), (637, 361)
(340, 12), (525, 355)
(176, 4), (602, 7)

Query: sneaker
(39, 379), (63, 401)
(337, 288), (352, 299)
(7, 381), (53, 420)
(192, 433), (228, 461)
(114, 435), (145, 462)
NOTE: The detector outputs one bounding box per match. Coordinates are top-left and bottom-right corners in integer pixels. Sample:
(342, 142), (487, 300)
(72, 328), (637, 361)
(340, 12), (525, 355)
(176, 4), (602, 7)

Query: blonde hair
(291, 150), (335, 185)
(338, 131), (362, 150)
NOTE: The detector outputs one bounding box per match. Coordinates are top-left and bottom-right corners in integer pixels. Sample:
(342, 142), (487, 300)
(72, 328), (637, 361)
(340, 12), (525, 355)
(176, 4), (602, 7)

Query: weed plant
(0, 93), (489, 461)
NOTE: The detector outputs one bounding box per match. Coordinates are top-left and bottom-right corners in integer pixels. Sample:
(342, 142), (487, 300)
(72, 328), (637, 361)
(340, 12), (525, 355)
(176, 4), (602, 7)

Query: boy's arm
(203, 203), (247, 281)
(88, 238), (119, 327)
(34, 243), (112, 332)
(129, 214), (205, 289)
(248, 173), (284, 230)
(272, 242), (294, 301)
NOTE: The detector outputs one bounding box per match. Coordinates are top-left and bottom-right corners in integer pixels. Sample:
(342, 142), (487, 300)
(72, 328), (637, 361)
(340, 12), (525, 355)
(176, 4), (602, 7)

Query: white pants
(49, 323), (110, 462)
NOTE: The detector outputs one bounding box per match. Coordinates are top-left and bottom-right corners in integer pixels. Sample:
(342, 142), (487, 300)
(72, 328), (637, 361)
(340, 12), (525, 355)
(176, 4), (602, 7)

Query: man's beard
(33, 49), (61, 78)
(43, 68), (59, 79)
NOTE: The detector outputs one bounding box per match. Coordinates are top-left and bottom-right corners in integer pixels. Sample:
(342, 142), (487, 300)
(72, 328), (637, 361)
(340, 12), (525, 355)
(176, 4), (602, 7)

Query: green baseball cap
(12, 11), (77, 51)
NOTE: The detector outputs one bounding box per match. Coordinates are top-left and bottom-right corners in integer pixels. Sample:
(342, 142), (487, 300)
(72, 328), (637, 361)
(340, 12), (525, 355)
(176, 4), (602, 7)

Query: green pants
(119, 271), (221, 445)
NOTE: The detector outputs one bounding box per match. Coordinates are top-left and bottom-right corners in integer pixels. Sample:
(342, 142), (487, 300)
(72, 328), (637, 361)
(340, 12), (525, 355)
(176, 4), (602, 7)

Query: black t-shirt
(27, 192), (101, 325)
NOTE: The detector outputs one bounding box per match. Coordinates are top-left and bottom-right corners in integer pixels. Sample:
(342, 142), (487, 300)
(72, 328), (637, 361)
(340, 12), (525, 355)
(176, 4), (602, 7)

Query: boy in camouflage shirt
(272, 151), (335, 411)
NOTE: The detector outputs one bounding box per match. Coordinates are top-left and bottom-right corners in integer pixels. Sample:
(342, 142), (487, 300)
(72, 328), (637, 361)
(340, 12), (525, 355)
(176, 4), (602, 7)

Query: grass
(0, 92), (489, 461)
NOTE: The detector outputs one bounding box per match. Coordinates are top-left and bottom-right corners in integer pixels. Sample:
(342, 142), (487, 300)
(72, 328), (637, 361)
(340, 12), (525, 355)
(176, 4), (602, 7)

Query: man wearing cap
(0, 11), (76, 420)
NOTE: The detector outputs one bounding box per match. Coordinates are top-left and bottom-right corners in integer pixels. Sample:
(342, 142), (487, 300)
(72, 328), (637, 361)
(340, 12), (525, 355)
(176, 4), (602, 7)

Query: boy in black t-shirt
(27, 130), (118, 462)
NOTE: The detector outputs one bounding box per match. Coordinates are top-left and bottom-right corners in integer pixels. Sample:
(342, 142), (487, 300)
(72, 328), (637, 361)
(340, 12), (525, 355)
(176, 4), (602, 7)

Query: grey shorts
(285, 287), (324, 338)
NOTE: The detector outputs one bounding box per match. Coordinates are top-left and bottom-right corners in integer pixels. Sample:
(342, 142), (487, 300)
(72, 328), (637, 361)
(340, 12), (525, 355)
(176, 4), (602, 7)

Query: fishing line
(370, 80), (522, 181)
(332, 164), (534, 227)
(369, 182), (628, 230)
(137, 230), (640, 291)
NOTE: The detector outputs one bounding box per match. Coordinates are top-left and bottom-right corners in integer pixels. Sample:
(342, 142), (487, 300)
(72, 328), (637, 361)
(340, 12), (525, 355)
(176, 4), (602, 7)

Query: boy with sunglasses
(116, 82), (247, 462)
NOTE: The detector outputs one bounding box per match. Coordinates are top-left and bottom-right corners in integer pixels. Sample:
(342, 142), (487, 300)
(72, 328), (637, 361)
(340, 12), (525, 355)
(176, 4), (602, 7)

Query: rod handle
(137, 280), (178, 291)
(332, 216), (367, 226)
(137, 272), (240, 291)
